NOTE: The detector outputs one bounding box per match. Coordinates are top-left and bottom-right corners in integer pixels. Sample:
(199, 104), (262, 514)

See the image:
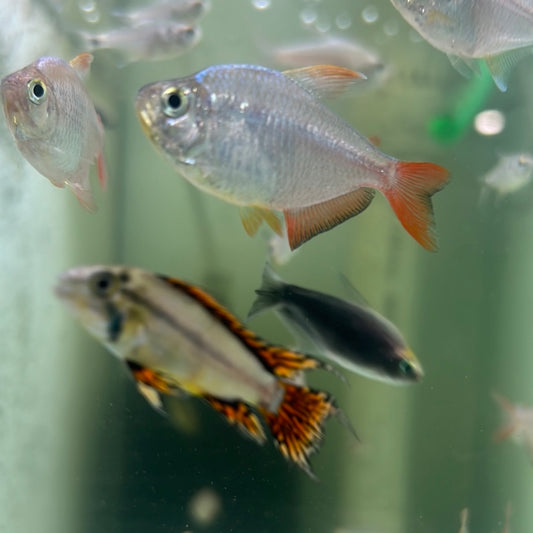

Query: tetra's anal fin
(204, 396), (267, 444)
(261, 382), (337, 479)
(157, 276), (325, 379)
(284, 187), (376, 250)
(240, 206), (282, 237)
(283, 64), (366, 99)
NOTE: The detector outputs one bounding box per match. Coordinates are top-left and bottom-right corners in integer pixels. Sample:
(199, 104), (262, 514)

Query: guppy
(135, 64), (449, 251)
(55, 265), (353, 477)
(0, 53), (106, 211)
(248, 263), (424, 385)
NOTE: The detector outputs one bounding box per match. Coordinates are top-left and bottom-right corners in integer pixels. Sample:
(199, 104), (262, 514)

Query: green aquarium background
(1, 1), (532, 532)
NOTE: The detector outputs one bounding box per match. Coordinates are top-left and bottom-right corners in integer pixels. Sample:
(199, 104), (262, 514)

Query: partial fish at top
(135, 64), (449, 251)
(0, 53), (106, 210)
(112, 0), (209, 26)
(390, 0), (533, 91)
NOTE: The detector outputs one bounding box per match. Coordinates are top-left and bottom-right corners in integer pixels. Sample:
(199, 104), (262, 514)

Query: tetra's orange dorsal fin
(69, 52), (93, 80)
(262, 383), (336, 478)
(205, 396), (266, 444)
(284, 187), (375, 250)
(158, 276), (322, 379)
(283, 65), (366, 99)
(385, 161), (449, 252)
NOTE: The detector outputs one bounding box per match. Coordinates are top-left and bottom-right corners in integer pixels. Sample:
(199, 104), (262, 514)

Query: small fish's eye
(399, 360), (412, 375)
(161, 87), (188, 118)
(27, 79), (46, 104)
(90, 271), (118, 298)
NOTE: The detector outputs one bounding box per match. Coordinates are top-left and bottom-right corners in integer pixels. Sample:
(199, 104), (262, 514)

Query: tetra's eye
(27, 79), (46, 104)
(89, 271), (118, 298)
(161, 87), (188, 118)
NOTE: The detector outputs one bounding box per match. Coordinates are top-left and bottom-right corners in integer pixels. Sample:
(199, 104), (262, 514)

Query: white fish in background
(269, 35), (389, 83)
(112, 0), (209, 26)
(494, 392), (533, 462)
(390, 0), (533, 91)
(77, 22), (200, 65)
(0, 53), (106, 211)
(481, 153), (533, 199)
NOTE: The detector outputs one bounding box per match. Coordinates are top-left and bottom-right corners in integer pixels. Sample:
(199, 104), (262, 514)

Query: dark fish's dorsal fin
(204, 395), (267, 444)
(284, 187), (375, 250)
(282, 64), (366, 99)
(338, 273), (370, 308)
(157, 275), (323, 378)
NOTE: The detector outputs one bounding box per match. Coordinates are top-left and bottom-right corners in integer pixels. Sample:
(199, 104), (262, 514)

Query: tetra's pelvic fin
(204, 396), (267, 444)
(261, 382), (336, 478)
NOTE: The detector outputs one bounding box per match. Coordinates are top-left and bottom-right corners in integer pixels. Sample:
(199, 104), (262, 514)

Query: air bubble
(335, 12), (351, 30)
(252, 0), (271, 10)
(300, 7), (318, 25)
(474, 110), (505, 136)
(362, 5), (379, 23)
(383, 20), (399, 37)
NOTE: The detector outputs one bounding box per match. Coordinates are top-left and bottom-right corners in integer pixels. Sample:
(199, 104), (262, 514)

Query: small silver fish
(390, 0), (533, 91)
(55, 264), (354, 477)
(494, 392), (533, 462)
(482, 153), (533, 198)
(0, 53), (106, 210)
(78, 22), (200, 65)
(248, 263), (424, 385)
(135, 64), (449, 251)
(112, 0), (209, 26)
(269, 35), (388, 82)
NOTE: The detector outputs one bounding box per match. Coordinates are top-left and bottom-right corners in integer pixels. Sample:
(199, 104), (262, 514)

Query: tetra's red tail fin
(384, 161), (449, 251)
(262, 382), (337, 479)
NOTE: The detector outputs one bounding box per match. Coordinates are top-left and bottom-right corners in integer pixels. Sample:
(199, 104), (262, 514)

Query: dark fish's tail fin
(384, 161), (449, 251)
(247, 262), (285, 319)
(262, 382), (352, 479)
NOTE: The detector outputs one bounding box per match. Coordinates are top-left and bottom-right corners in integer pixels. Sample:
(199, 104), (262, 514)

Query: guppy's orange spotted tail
(262, 382), (337, 479)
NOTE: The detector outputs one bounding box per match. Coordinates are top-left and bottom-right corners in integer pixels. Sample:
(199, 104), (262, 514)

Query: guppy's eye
(89, 271), (118, 298)
(161, 87), (189, 118)
(27, 78), (46, 105)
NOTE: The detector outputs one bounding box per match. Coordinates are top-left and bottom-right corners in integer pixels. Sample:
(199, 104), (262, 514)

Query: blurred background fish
(111, 0), (209, 26)
(493, 393), (533, 462)
(266, 35), (389, 86)
(135, 63), (449, 251)
(0, 53), (106, 211)
(55, 264), (355, 478)
(390, 0), (533, 91)
(248, 263), (424, 385)
(76, 22), (201, 65)
(480, 153), (533, 201)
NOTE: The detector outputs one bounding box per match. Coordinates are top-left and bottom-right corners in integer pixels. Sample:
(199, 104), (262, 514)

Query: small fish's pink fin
(492, 392), (517, 442)
(384, 162), (449, 251)
(204, 396), (267, 444)
(69, 52), (94, 80)
(261, 382), (338, 479)
(240, 206), (282, 236)
(66, 182), (97, 212)
(501, 502), (512, 533)
(458, 508), (469, 533)
(283, 64), (366, 99)
(485, 46), (533, 92)
(97, 151), (108, 190)
(284, 187), (375, 250)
